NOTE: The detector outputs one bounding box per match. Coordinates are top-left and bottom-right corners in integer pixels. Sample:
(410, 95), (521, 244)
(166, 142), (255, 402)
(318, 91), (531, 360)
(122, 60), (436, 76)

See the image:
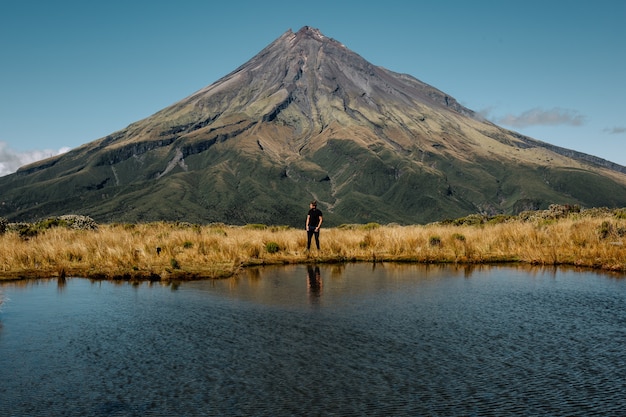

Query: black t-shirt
(308, 208), (323, 229)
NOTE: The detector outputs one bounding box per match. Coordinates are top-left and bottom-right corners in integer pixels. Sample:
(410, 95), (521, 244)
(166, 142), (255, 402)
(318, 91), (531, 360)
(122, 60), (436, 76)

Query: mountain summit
(2, 26), (626, 225)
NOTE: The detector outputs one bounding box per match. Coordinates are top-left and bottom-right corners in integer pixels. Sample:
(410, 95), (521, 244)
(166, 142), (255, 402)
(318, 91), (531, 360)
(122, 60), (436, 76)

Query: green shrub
(486, 215), (513, 225)
(360, 222), (381, 230)
(598, 221), (612, 240)
(452, 214), (485, 226)
(546, 204), (580, 218)
(37, 217), (68, 230)
(614, 208), (626, 220)
(170, 258), (181, 269)
(452, 233), (466, 242)
(265, 241), (280, 253)
(245, 224), (267, 230)
(429, 236), (442, 247)
(12, 223), (39, 238)
(598, 221), (626, 239)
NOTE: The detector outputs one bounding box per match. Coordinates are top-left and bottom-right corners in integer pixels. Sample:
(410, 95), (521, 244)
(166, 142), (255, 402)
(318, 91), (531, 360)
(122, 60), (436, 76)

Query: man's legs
(307, 230), (314, 250)
(313, 230), (320, 250)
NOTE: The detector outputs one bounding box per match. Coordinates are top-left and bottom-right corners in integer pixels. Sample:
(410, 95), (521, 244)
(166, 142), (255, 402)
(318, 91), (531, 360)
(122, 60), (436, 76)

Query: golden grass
(0, 215), (624, 282)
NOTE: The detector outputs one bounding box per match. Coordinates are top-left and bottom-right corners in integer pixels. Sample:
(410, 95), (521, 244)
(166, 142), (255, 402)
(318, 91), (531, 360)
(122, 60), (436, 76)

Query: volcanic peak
(3, 26), (626, 226)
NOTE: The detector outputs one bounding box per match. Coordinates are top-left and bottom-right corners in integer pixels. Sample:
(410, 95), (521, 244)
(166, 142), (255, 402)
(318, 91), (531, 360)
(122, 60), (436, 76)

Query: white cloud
(475, 106), (494, 122)
(0, 141), (70, 177)
(490, 107), (586, 128)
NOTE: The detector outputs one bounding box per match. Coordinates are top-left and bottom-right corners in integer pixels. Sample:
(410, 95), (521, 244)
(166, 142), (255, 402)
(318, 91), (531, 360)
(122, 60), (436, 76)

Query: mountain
(1, 26), (626, 226)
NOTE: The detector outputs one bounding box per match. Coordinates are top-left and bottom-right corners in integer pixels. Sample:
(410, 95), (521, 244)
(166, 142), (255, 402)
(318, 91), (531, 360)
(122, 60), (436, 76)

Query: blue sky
(1, 0), (624, 175)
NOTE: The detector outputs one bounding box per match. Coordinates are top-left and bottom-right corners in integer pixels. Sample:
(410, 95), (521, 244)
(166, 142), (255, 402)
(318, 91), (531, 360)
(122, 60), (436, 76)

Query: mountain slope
(1, 26), (626, 226)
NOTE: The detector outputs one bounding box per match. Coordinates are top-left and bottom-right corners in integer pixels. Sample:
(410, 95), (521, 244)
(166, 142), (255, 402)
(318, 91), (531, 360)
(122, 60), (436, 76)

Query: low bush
(429, 236), (442, 247)
(170, 258), (181, 269)
(265, 241), (280, 253)
(245, 224), (268, 230)
(598, 221), (626, 240)
(452, 233), (466, 242)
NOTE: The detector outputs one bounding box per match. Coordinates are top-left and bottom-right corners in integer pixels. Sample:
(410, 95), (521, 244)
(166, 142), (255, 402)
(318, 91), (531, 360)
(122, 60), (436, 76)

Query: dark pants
(307, 228), (320, 250)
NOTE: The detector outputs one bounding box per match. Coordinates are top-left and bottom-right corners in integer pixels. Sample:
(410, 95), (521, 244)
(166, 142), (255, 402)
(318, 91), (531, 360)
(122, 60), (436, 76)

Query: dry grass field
(0, 206), (624, 282)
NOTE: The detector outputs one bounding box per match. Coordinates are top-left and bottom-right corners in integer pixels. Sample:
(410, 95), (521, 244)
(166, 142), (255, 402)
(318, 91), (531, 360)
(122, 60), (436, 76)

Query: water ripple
(0, 264), (625, 416)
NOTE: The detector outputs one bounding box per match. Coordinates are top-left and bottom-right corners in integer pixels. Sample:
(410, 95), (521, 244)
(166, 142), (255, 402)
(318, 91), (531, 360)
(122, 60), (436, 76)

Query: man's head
(310, 200), (317, 208)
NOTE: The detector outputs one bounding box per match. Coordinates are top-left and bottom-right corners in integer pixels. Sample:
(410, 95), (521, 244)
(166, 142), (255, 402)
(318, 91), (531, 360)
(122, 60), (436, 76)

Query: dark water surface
(0, 264), (625, 416)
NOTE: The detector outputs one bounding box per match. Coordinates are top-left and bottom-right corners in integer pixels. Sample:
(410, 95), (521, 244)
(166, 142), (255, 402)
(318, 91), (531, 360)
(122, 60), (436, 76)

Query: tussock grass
(0, 207), (625, 281)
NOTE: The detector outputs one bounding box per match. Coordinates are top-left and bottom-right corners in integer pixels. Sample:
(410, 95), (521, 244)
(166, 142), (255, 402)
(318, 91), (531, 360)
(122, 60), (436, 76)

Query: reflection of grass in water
(0, 205), (624, 281)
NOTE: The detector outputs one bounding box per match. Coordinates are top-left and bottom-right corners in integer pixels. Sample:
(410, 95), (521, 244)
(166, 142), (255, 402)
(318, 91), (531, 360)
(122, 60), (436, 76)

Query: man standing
(305, 200), (323, 250)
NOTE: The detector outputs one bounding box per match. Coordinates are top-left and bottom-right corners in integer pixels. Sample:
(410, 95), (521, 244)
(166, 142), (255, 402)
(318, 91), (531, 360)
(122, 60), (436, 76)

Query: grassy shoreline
(0, 206), (625, 282)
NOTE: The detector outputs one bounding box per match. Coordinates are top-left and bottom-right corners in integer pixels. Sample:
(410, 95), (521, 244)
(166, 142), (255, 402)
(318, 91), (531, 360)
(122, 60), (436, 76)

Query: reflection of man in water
(307, 265), (323, 299)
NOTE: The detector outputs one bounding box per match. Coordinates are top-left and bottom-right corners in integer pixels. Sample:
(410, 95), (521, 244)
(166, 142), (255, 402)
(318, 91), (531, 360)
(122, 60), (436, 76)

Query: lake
(1, 263), (625, 416)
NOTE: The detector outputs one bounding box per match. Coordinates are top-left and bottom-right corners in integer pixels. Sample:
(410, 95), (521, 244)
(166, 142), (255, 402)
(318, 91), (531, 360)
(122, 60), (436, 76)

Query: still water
(0, 264), (625, 416)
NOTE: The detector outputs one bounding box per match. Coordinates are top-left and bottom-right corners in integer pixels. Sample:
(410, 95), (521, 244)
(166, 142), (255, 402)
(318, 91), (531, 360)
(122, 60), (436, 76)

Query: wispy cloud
(487, 107), (586, 128)
(0, 141), (70, 177)
(603, 126), (626, 135)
